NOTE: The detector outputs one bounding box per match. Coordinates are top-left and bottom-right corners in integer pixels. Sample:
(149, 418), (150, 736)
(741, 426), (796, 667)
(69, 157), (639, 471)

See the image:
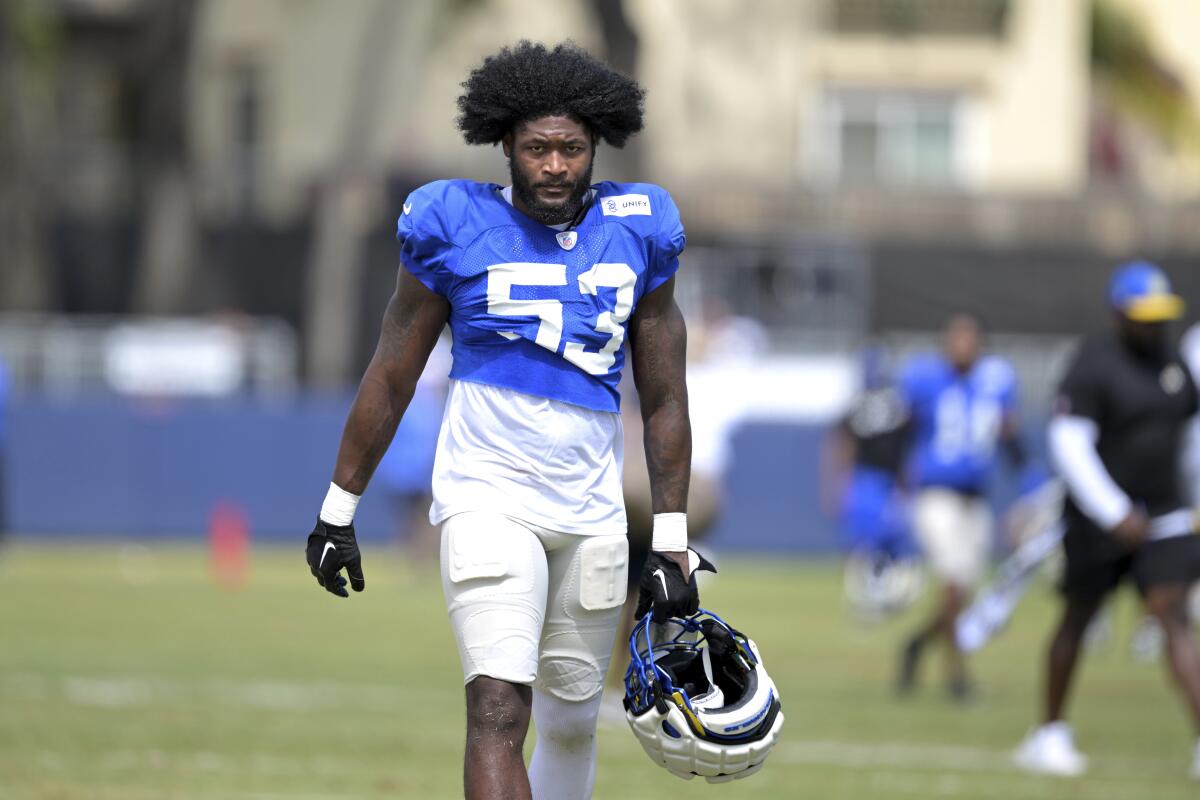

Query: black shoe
(896, 637), (923, 696)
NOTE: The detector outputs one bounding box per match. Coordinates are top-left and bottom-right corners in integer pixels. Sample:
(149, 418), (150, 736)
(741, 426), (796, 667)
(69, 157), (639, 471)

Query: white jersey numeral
(563, 263), (637, 375)
(486, 263), (567, 351)
(933, 387), (1001, 462)
(485, 261), (638, 376)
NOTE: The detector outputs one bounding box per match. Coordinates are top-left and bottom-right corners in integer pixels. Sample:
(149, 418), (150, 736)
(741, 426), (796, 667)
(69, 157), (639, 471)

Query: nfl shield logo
(556, 230), (578, 251)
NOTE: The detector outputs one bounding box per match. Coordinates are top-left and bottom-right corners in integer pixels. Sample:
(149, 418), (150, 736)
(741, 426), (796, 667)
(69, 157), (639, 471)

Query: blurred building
(4, 0), (1200, 379)
(641, 0), (1087, 195)
(190, 0), (604, 223)
(1104, 0), (1200, 197)
(190, 0), (1200, 210)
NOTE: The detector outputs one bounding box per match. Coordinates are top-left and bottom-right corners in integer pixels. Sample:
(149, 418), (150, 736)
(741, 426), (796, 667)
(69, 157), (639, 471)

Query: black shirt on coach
(1056, 333), (1199, 522)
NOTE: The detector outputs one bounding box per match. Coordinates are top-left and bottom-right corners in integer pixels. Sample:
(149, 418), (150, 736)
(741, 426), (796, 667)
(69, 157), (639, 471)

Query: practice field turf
(1, 543), (1197, 799)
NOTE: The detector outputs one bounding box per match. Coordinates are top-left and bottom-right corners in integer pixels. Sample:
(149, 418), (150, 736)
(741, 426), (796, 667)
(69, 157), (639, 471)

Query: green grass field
(1, 542), (1196, 799)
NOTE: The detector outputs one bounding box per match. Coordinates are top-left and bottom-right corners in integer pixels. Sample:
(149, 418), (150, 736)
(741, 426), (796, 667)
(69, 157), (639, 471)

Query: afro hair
(457, 41), (645, 148)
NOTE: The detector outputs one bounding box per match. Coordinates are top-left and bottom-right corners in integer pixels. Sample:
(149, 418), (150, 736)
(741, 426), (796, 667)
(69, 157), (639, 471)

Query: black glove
(306, 519), (365, 598)
(635, 548), (717, 623)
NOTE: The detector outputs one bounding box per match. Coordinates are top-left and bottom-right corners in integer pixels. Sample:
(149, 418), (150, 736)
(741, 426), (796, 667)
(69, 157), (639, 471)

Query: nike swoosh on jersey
(403, 203), (412, 215)
(319, 541), (337, 569)
(652, 567), (669, 599)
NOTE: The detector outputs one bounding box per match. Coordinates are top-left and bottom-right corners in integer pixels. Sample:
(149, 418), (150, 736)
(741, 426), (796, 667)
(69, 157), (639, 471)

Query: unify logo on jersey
(601, 194), (651, 217)
(556, 230), (577, 251)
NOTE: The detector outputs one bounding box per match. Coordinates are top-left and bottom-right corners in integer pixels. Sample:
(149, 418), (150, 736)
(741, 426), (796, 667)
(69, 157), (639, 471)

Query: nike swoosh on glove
(306, 519), (366, 598)
(635, 548), (717, 623)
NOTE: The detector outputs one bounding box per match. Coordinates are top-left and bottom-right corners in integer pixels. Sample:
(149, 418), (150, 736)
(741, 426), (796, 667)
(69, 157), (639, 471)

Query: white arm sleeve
(1047, 415), (1131, 531)
(1183, 325), (1200, 379)
(1183, 325), (1200, 506)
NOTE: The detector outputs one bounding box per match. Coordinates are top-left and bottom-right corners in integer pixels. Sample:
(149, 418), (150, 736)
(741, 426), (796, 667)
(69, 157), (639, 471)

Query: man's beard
(510, 159), (593, 226)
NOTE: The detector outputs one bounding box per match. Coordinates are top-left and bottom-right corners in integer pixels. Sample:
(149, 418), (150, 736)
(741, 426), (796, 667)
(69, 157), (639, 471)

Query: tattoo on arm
(331, 268), (448, 494)
(630, 278), (691, 515)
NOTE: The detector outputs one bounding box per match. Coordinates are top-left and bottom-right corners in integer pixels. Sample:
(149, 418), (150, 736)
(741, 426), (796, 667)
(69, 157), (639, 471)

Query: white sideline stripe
(860, 769), (1110, 800)
(22, 740), (1179, 798)
(5, 674), (459, 713)
(775, 738), (1005, 772)
(36, 747), (376, 780)
(600, 714), (1180, 782)
(36, 785), (364, 800)
(771, 739), (1180, 786)
(12, 676), (1185, 791)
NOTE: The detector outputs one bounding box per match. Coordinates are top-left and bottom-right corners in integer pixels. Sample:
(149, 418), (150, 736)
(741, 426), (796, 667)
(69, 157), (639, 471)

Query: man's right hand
(1111, 508), (1150, 549)
(306, 520), (366, 598)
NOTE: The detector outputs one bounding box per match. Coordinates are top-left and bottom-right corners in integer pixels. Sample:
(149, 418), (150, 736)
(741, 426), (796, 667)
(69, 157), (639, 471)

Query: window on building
(227, 60), (263, 217)
(830, 0), (1010, 38)
(820, 88), (961, 188)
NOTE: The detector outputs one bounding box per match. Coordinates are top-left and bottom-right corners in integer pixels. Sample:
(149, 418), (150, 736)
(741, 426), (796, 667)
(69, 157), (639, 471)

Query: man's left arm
(998, 365), (1029, 472)
(628, 276), (714, 621)
(999, 415), (1029, 472)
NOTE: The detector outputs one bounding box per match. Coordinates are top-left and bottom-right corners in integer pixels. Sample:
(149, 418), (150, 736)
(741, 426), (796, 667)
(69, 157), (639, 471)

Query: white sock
(529, 689), (603, 800)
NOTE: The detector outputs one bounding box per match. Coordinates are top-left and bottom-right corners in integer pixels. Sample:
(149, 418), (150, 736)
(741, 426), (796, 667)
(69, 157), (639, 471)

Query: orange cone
(210, 500), (250, 589)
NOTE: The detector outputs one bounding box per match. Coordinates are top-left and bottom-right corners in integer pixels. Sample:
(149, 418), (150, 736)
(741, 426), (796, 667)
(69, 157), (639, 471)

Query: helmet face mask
(843, 549), (924, 621)
(623, 610), (785, 783)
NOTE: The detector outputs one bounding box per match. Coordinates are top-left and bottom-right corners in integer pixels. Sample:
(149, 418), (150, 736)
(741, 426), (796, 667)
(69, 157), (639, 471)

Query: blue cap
(1108, 261), (1184, 322)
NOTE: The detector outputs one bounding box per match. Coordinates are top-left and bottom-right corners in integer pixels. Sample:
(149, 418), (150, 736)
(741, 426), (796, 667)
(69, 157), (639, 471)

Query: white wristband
(320, 482), (361, 527)
(651, 513), (688, 552)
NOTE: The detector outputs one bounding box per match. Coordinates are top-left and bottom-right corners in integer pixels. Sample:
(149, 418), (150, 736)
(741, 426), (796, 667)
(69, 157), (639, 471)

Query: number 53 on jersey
(487, 261), (637, 376)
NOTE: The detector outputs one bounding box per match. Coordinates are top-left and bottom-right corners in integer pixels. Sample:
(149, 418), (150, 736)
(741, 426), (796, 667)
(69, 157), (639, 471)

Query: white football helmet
(623, 609), (784, 783)
(843, 549), (924, 620)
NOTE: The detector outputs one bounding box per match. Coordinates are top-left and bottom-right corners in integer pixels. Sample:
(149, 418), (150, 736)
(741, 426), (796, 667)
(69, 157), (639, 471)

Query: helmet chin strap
(692, 647), (725, 710)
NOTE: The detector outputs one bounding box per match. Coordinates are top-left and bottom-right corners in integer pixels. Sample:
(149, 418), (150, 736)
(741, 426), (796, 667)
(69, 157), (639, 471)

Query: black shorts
(1062, 521), (1200, 600)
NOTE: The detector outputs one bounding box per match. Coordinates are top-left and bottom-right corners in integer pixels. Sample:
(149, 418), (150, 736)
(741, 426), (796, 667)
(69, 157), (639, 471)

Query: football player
(821, 347), (920, 619)
(302, 42), (712, 800)
(0, 356), (8, 540)
(896, 313), (1028, 700)
(1184, 322), (1200, 506)
(1015, 262), (1200, 779)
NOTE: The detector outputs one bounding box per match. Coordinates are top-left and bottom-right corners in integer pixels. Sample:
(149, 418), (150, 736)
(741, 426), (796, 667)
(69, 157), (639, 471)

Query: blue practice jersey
(0, 358), (7, 444)
(901, 354), (1017, 492)
(396, 180), (684, 413)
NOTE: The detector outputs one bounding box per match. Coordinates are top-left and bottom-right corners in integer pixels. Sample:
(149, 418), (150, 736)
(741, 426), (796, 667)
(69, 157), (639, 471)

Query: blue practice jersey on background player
(902, 354), (1017, 492)
(396, 179), (684, 413)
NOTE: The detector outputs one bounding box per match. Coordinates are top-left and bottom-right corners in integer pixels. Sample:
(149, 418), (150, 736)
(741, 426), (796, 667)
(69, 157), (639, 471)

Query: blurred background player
(1016, 262), (1200, 779)
(821, 346), (920, 620)
(302, 42), (711, 800)
(1184, 322), (1200, 507)
(896, 313), (1027, 700)
(0, 355), (7, 542)
(953, 467), (1065, 654)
